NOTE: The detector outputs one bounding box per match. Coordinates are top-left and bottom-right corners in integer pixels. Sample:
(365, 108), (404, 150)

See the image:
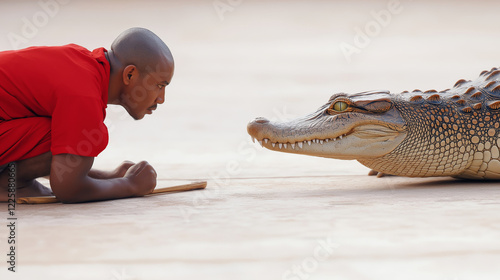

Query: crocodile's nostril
(255, 117), (270, 124)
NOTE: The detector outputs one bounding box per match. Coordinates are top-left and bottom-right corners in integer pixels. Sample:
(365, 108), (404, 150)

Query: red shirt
(0, 44), (110, 159)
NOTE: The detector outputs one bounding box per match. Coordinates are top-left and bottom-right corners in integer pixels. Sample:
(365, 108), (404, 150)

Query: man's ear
(122, 65), (138, 86)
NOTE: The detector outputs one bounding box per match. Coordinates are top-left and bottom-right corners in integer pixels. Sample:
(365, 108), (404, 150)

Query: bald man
(0, 27), (174, 203)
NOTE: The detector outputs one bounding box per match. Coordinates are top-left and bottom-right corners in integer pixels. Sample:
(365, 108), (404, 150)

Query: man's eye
(157, 84), (166, 90)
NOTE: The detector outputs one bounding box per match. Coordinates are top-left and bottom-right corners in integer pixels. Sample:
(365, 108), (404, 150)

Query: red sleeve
(51, 94), (108, 157)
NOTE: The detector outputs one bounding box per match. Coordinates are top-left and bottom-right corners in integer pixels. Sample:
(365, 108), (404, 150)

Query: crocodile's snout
(247, 117), (270, 139)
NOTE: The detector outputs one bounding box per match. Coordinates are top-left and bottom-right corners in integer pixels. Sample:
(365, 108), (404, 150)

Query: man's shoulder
(3, 44), (86, 54)
(4, 44), (104, 61)
(49, 44), (89, 54)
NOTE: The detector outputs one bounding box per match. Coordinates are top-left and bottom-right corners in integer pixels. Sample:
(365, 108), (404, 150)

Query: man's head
(108, 27), (174, 120)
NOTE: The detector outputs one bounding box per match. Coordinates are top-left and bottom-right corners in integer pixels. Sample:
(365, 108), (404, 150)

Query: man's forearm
(87, 161), (134, 180)
(53, 176), (134, 203)
(88, 169), (115, 180)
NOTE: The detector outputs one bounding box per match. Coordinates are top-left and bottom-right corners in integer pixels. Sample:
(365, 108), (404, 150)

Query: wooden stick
(16, 196), (59, 204)
(148, 181), (207, 195)
(16, 181), (207, 204)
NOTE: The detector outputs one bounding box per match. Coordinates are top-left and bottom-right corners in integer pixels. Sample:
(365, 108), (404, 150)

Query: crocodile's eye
(333, 101), (348, 112)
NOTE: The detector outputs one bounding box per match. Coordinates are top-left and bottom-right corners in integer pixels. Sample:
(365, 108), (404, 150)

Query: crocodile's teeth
(298, 142), (303, 149)
(291, 143), (295, 149)
(258, 140), (263, 146)
(264, 139), (269, 144)
(279, 143), (283, 149)
(272, 143), (276, 147)
(320, 140), (324, 144)
(339, 135), (343, 140)
(308, 140), (312, 145)
(284, 143), (287, 148)
(325, 139), (329, 143)
(252, 137), (255, 143)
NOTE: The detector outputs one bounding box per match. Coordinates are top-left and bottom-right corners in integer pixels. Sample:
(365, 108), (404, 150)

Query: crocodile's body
(247, 67), (500, 179)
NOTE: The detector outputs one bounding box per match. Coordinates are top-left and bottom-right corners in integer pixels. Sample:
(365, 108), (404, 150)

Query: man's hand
(112, 161), (135, 178)
(124, 161), (157, 196)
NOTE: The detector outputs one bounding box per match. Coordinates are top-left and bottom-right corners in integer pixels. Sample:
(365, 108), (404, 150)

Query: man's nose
(157, 92), (165, 104)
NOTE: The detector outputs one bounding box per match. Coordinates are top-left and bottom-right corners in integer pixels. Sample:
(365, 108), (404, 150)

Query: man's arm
(50, 154), (156, 203)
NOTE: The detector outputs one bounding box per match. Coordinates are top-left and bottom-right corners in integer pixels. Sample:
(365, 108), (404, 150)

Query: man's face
(121, 60), (174, 120)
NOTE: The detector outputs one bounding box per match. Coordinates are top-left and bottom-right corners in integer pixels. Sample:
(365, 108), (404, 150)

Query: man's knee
(0, 117), (51, 165)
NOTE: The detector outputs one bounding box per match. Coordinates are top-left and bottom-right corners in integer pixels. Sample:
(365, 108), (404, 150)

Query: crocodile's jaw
(247, 106), (407, 160)
(249, 122), (407, 160)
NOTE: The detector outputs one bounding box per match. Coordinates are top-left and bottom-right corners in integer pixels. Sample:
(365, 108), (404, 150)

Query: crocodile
(247, 67), (500, 179)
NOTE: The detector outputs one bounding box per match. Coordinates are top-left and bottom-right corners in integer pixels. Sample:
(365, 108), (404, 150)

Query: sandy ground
(2, 0), (500, 279)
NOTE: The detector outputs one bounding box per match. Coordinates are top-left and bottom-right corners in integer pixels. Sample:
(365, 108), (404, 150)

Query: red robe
(0, 44), (110, 165)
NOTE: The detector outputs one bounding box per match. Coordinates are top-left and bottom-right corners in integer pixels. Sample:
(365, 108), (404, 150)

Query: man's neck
(105, 50), (122, 105)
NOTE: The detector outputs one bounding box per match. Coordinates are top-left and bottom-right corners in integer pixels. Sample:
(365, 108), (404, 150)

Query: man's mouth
(147, 105), (157, 114)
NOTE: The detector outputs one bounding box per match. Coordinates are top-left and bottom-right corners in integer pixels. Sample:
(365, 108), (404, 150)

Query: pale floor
(1, 0), (500, 279)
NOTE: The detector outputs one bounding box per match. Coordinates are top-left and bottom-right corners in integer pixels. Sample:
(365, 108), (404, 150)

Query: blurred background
(2, 1), (500, 279)
(3, 0), (499, 180)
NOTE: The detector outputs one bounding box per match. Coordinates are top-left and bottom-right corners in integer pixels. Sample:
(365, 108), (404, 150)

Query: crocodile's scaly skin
(360, 68), (500, 179)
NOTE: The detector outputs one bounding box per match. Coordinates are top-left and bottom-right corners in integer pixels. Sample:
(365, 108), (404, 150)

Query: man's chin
(120, 104), (148, 120)
(130, 112), (146, 120)
(132, 114), (145, 120)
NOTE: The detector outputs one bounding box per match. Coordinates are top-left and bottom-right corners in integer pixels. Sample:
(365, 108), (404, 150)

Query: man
(0, 27), (174, 203)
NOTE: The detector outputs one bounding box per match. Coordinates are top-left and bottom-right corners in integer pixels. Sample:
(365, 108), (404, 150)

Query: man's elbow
(50, 154), (96, 203)
(50, 180), (86, 204)
(57, 196), (82, 204)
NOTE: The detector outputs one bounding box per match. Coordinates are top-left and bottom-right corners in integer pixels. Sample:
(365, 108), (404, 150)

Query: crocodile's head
(247, 90), (407, 160)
